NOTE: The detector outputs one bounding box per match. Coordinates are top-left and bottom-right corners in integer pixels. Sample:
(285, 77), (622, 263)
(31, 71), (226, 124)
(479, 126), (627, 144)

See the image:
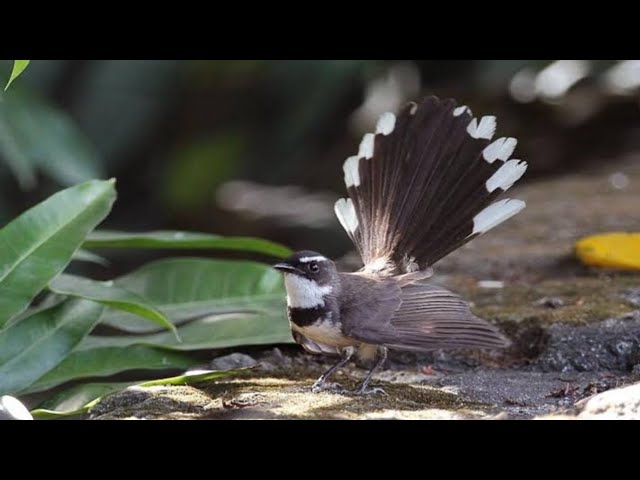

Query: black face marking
(273, 250), (337, 286)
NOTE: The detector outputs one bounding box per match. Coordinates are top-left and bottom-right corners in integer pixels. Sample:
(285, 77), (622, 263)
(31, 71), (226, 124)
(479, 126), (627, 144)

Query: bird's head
(273, 251), (338, 308)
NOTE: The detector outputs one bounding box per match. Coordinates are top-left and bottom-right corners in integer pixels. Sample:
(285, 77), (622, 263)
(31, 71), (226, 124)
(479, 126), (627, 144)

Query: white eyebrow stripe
(299, 256), (328, 263)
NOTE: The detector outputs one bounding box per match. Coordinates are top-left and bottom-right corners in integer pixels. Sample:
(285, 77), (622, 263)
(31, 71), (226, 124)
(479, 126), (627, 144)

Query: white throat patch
(283, 274), (333, 308)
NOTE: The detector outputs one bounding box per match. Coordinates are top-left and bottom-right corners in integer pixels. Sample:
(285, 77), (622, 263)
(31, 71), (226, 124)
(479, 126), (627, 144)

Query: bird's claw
(353, 386), (387, 396)
(311, 381), (346, 394)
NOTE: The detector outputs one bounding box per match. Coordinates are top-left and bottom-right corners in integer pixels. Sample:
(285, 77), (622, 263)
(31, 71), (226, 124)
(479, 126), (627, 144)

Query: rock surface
(90, 157), (640, 420)
(210, 353), (258, 370)
(537, 381), (640, 419)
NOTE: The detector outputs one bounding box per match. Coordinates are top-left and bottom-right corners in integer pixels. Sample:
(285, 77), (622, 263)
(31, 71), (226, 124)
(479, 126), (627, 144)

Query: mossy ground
(90, 368), (492, 420)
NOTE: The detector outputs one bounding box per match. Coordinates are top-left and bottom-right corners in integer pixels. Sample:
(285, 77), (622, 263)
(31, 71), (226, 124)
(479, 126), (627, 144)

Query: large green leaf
(83, 230), (292, 258)
(83, 312), (292, 351)
(49, 274), (177, 336)
(0, 300), (104, 396)
(31, 368), (249, 418)
(25, 345), (196, 394)
(0, 179), (116, 327)
(4, 60), (30, 91)
(0, 91), (104, 188)
(99, 257), (288, 333)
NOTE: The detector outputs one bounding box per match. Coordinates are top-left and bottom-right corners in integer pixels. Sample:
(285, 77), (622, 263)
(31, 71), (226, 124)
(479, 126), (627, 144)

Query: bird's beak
(273, 263), (300, 274)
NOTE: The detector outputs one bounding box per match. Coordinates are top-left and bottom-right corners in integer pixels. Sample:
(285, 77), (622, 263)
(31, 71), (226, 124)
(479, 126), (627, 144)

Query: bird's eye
(309, 262), (319, 273)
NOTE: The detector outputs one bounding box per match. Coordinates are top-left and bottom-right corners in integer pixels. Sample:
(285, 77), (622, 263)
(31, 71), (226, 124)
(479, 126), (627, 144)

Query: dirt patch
(89, 372), (490, 420)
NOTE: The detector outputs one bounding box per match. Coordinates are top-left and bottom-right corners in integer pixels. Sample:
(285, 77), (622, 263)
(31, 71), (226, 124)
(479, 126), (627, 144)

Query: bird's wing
(342, 279), (508, 352)
(334, 96), (526, 275)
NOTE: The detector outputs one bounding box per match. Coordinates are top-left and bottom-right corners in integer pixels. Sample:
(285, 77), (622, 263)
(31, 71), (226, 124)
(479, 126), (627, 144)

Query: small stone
(490, 412), (511, 420)
(534, 297), (564, 309)
(257, 347), (293, 369)
(210, 353), (257, 370)
(0, 395), (33, 420)
(478, 280), (504, 289)
(609, 172), (629, 190)
(624, 288), (640, 307)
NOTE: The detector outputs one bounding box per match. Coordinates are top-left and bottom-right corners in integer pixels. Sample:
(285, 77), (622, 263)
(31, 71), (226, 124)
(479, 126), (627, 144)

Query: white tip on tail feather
(483, 137), (518, 163)
(283, 275), (333, 308)
(334, 198), (358, 237)
(343, 156), (361, 188)
(467, 116), (497, 140)
(453, 105), (471, 116)
(486, 160), (528, 193)
(358, 133), (375, 159)
(408, 102), (418, 115)
(472, 199), (526, 235)
(376, 112), (396, 135)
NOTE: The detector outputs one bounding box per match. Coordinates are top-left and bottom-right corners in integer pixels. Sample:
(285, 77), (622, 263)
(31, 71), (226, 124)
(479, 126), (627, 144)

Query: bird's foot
(352, 385), (387, 396)
(311, 381), (346, 394)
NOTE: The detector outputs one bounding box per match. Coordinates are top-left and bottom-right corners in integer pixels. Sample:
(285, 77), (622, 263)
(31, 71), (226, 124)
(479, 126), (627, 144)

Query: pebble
(624, 288), (640, 307)
(0, 396), (33, 420)
(534, 297), (565, 308)
(210, 353), (258, 371)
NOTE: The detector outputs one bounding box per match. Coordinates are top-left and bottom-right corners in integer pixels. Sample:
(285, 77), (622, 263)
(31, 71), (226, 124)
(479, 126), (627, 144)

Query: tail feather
(335, 95), (527, 273)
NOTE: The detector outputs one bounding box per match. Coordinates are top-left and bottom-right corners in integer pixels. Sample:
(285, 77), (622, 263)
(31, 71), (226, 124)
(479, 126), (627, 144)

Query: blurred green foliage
(162, 134), (244, 211)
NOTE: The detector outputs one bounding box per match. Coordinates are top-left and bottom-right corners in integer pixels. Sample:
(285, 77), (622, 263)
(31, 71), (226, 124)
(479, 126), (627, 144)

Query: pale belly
(290, 318), (357, 348)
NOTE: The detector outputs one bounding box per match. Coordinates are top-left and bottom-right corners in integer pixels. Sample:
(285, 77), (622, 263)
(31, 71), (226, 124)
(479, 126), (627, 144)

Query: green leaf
(4, 60), (29, 91)
(83, 230), (292, 258)
(49, 273), (178, 337)
(31, 368), (249, 418)
(0, 300), (104, 396)
(32, 381), (131, 418)
(138, 368), (250, 387)
(84, 312), (292, 351)
(97, 257), (288, 334)
(72, 249), (109, 266)
(0, 179), (116, 327)
(25, 345), (196, 394)
(0, 91), (104, 188)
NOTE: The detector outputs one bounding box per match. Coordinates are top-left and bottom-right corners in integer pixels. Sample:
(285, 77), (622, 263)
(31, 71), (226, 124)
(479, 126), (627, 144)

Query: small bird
(274, 96), (527, 394)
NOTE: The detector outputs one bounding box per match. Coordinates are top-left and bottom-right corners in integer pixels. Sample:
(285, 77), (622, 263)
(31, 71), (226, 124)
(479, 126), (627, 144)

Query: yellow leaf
(575, 232), (640, 270)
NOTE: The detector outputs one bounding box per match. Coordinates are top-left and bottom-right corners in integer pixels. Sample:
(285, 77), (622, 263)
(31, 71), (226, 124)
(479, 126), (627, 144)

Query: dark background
(1, 60), (639, 274)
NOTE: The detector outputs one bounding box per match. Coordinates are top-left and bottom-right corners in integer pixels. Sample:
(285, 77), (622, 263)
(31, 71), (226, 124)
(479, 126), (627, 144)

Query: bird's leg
(354, 347), (388, 395)
(311, 347), (354, 393)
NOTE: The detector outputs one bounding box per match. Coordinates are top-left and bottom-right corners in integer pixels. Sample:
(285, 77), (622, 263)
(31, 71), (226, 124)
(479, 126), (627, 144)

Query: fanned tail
(335, 96), (527, 273)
